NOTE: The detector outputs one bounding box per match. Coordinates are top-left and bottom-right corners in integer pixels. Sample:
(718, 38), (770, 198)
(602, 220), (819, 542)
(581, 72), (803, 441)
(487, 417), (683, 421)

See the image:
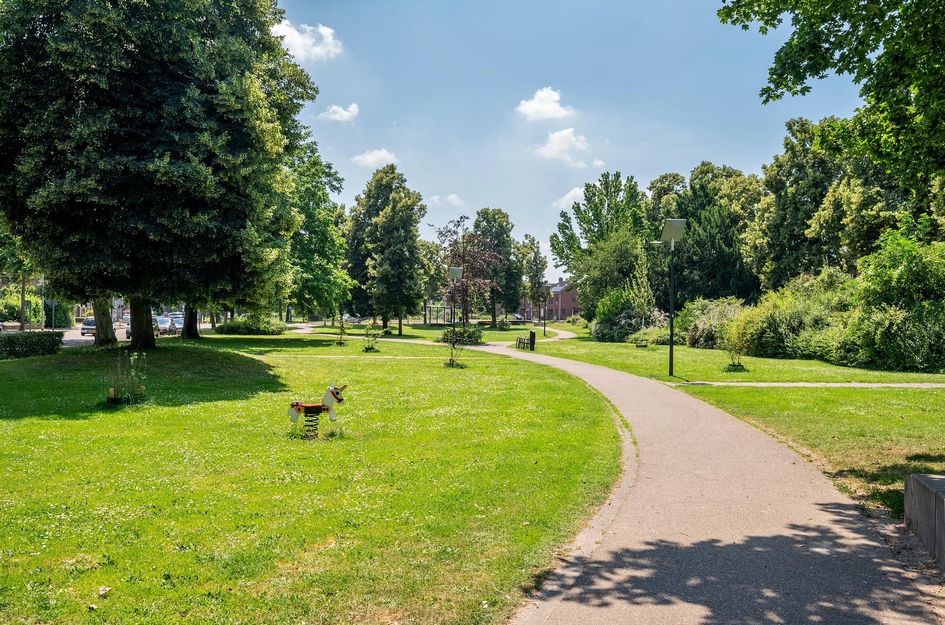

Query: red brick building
(519, 278), (580, 321)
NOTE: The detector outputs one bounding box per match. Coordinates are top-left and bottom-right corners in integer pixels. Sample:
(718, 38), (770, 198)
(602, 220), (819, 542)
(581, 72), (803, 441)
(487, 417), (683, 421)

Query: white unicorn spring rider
(289, 384), (347, 438)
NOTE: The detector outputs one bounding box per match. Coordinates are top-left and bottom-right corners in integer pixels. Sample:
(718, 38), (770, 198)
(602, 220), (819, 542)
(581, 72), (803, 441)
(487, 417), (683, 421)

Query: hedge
(0, 331), (64, 359)
(214, 317), (286, 336)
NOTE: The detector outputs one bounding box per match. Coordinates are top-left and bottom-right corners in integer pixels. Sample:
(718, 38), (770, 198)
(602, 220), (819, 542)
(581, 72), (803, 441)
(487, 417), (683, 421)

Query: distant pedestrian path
(471, 343), (940, 625)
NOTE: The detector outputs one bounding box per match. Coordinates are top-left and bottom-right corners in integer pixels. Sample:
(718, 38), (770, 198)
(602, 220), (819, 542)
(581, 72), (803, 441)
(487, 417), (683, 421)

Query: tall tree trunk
(129, 296), (156, 350)
(93, 298), (117, 346)
(278, 299), (284, 322)
(423, 300), (428, 325)
(382, 314), (388, 329)
(398, 312), (403, 336)
(182, 304), (200, 339)
(210, 311), (217, 329)
(19, 275), (26, 331)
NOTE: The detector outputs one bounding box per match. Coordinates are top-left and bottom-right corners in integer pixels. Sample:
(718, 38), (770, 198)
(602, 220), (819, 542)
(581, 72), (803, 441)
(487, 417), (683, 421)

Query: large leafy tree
(287, 142), (351, 321)
(367, 188), (427, 335)
(435, 216), (501, 326)
(741, 119), (843, 289)
(0, 0), (313, 348)
(345, 165), (408, 320)
(719, 0), (945, 193)
(519, 234), (548, 313)
(550, 172), (646, 275)
(672, 162), (760, 304)
(417, 239), (447, 324)
(575, 228), (650, 321)
(472, 207), (516, 325)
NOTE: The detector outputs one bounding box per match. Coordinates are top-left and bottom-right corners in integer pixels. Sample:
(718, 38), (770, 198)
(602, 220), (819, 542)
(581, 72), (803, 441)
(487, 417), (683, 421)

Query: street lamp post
(653, 219), (687, 378)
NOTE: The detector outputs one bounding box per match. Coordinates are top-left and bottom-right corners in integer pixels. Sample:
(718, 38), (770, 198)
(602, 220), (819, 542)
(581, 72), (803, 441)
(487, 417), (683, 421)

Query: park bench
(516, 330), (537, 352)
(635, 339), (649, 348)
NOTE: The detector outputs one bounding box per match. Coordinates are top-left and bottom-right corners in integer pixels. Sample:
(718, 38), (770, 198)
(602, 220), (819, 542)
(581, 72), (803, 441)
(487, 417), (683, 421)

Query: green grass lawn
(546, 322), (591, 338)
(0, 335), (620, 625)
(304, 322), (556, 344)
(538, 338), (945, 383)
(684, 386), (945, 516)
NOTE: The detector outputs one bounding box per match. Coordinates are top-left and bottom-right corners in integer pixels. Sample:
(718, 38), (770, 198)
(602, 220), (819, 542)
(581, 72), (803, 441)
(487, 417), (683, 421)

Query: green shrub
(628, 325), (684, 346)
(565, 314), (588, 328)
(0, 284), (41, 323)
(214, 316), (286, 336)
(0, 331), (64, 359)
(842, 303), (945, 372)
(436, 326), (484, 345)
(684, 297), (744, 349)
(496, 319), (510, 331)
(362, 327), (381, 352)
(592, 282), (658, 343)
(726, 269), (855, 359)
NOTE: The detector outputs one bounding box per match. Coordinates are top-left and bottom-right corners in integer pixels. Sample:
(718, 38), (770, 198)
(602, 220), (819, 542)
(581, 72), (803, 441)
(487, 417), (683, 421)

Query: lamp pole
(653, 219), (686, 379)
(669, 239), (676, 378)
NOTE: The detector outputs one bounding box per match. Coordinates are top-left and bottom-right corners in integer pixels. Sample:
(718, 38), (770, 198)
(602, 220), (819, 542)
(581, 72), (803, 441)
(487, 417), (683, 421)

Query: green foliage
(628, 324), (684, 346)
(346, 165), (409, 317)
(496, 318), (511, 331)
(362, 327), (381, 352)
(726, 269), (855, 359)
(214, 317), (286, 336)
(550, 171), (647, 275)
(839, 228), (945, 371)
(0, 283), (38, 323)
(591, 277), (658, 343)
(576, 228), (650, 321)
(719, 0), (945, 191)
(367, 182), (427, 332)
(566, 314), (588, 328)
(436, 326), (484, 346)
(519, 234), (548, 306)
(288, 142), (351, 317)
(684, 297), (745, 349)
(0, 1), (313, 326)
(0, 331), (63, 359)
(474, 208), (520, 322)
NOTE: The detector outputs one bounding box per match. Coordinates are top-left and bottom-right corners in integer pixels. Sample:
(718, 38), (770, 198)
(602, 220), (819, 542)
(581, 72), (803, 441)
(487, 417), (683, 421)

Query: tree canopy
(0, 0), (314, 347)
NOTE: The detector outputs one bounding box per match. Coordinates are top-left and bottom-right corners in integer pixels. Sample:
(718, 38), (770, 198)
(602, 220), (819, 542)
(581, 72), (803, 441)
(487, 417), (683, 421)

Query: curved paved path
(471, 344), (940, 625)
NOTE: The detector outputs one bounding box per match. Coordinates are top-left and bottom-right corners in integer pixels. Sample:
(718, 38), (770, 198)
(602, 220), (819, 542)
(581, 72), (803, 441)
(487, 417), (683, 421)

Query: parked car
(121, 313), (130, 325)
(168, 312), (185, 328)
(80, 317), (96, 336)
(156, 316), (179, 336)
(125, 318), (160, 339)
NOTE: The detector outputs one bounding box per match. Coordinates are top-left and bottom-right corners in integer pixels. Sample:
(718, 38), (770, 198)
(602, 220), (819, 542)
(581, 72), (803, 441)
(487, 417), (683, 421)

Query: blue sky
(277, 0), (861, 279)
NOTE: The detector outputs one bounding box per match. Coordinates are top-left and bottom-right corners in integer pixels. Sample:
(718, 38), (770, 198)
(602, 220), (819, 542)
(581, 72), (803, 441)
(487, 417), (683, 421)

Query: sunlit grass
(0, 334), (620, 624)
(538, 340), (945, 383)
(305, 322), (556, 344)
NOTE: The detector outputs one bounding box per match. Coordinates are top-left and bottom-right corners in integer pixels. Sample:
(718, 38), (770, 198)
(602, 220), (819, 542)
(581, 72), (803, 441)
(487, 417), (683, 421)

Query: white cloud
(592, 158), (606, 168)
(516, 87), (575, 121)
(351, 148), (399, 167)
(318, 102), (359, 122)
(535, 128), (590, 168)
(273, 21), (342, 62)
(428, 193), (464, 208)
(553, 187), (584, 210)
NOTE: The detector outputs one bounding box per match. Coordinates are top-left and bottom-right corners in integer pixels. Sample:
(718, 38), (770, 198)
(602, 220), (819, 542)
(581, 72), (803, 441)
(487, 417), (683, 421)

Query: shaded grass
(684, 386), (945, 516)
(0, 334), (620, 624)
(538, 340), (945, 383)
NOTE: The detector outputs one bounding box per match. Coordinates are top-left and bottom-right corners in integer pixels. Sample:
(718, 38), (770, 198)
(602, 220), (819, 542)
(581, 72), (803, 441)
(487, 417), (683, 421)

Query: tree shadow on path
(530, 502), (933, 624)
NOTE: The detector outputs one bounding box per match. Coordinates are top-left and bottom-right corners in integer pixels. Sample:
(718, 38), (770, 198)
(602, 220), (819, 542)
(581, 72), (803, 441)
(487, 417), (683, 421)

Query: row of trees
(549, 0), (945, 368)
(2, 2), (559, 347)
(340, 165), (548, 335)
